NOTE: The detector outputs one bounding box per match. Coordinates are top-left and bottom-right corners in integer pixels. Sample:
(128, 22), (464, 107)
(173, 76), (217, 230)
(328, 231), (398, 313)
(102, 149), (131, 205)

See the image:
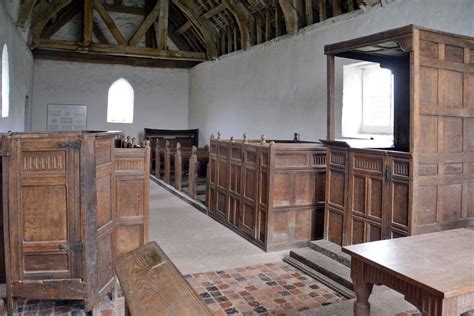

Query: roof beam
(201, 3), (226, 19)
(171, 0), (218, 58)
(93, 22), (109, 44)
(129, 0), (161, 46)
(279, 0), (299, 34)
(41, 2), (81, 39)
(157, 0), (169, 50)
(16, 0), (37, 30)
(83, 0), (93, 46)
(94, 0), (126, 45)
(36, 39), (207, 61)
(223, 0), (252, 50)
(175, 21), (192, 36)
(30, 0), (72, 46)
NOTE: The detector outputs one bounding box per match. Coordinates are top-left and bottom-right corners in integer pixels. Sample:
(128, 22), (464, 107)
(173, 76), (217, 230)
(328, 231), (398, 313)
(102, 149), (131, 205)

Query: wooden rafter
(83, 0), (93, 46)
(279, 0), (299, 33)
(201, 3), (226, 19)
(129, 0), (162, 46)
(37, 40), (207, 61)
(157, 0), (169, 50)
(30, 0), (72, 46)
(93, 0), (126, 45)
(175, 21), (192, 36)
(223, 0), (252, 50)
(93, 22), (109, 44)
(41, 2), (81, 39)
(16, 0), (37, 29)
(171, 0), (218, 58)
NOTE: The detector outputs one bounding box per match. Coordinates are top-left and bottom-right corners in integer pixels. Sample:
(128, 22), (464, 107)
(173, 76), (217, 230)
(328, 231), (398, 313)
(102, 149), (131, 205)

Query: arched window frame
(1, 44), (9, 118)
(107, 78), (134, 124)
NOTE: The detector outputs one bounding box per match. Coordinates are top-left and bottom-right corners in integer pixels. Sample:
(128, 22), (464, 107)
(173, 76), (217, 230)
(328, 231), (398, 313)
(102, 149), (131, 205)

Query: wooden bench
(115, 241), (211, 316)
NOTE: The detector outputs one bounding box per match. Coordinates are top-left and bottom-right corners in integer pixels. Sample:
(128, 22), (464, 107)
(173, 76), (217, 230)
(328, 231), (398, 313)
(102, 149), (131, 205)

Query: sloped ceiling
(16, 0), (377, 68)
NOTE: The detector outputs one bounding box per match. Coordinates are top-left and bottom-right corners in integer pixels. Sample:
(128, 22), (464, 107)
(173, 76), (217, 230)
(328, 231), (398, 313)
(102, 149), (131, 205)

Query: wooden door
(386, 157), (410, 238)
(324, 147), (349, 245)
(7, 135), (85, 298)
(213, 142), (230, 221)
(348, 152), (386, 244)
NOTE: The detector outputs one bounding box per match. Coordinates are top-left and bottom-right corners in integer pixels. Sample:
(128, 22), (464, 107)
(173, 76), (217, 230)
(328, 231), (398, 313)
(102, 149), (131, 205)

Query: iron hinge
(59, 243), (83, 252)
(58, 140), (81, 149)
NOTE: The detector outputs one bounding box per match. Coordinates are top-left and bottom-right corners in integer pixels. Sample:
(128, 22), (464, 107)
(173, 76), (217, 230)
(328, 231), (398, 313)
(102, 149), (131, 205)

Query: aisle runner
(185, 261), (346, 315)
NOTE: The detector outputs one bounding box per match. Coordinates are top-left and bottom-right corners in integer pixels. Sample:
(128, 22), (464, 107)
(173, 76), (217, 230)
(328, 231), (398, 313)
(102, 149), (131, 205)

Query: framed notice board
(47, 104), (87, 131)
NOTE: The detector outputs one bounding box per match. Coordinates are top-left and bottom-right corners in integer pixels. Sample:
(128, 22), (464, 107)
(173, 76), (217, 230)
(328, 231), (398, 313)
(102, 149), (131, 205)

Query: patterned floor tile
(186, 261), (346, 315)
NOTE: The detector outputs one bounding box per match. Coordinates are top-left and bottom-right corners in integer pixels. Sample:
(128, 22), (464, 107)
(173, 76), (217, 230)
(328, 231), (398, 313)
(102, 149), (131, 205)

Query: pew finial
(144, 140), (150, 148)
(192, 145), (197, 154)
(230, 136), (234, 142)
(217, 131), (221, 140)
(243, 133), (248, 143)
(261, 134), (266, 145)
(176, 142), (181, 150)
(210, 134), (215, 140)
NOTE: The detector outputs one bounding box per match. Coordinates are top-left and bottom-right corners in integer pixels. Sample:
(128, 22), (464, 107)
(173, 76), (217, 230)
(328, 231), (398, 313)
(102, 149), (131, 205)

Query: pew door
(7, 136), (86, 298)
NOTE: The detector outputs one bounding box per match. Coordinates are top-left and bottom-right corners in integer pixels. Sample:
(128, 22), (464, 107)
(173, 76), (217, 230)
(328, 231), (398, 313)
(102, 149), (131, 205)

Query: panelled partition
(323, 25), (474, 246)
(0, 131), (150, 314)
(208, 135), (327, 251)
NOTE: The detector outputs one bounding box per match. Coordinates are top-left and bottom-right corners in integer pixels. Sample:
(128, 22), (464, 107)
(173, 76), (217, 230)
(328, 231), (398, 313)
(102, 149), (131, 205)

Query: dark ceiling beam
(223, 0), (253, 50)
(171, 0), (218, 58)
(278, 0), (299, 33)
(41, 2), (81, 39)
(93, 0), (126, 45)
(36, 39), (207, 61)
(16, 0), (37, 30)
(156, 0), (169, 50)
(129, 0), (161, 46)
(30, 0), (72, 46)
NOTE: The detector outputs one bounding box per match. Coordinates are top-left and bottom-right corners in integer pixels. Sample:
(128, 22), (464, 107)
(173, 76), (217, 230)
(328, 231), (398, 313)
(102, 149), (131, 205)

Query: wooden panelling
(324, 27), (474, 245)
(207, 137), (326, 251)
(0, 131), (149, 313)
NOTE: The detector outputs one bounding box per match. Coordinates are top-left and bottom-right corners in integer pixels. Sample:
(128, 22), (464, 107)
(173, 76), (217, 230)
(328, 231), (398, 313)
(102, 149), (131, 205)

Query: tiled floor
(6, 296), (125, 316)
(185, 261), (346, 315)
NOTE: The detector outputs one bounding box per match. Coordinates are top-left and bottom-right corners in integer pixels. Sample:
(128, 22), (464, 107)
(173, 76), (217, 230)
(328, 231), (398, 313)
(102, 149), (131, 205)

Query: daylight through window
(107, 78), (134, 123)
(2, 44), (10, 118)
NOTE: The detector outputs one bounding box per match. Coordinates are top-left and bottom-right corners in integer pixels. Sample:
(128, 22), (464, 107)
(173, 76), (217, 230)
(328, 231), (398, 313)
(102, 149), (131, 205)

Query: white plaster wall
(188, 0), (474, 145)
(0, 0), (34, 132)
(32, 60), (189, 139)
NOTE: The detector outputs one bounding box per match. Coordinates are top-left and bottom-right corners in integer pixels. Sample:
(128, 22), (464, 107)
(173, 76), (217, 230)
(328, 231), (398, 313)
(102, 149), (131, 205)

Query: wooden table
(342, 229), (474, 316)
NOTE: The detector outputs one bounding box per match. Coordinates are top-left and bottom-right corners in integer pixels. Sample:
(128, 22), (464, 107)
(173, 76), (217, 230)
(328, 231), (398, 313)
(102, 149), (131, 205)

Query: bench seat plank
(115, 241), (211, 316)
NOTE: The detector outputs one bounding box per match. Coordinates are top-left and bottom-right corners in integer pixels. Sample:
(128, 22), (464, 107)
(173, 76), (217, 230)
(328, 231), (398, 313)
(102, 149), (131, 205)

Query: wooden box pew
(173, 144), (209, 191)
(0, 131), (150, 315)
(207, 133), (327, 251)
(144, 128), (199, 175)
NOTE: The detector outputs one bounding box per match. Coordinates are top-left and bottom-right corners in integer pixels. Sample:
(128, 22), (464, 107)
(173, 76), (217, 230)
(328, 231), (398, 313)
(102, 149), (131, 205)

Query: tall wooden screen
(323, 25), (474, 246)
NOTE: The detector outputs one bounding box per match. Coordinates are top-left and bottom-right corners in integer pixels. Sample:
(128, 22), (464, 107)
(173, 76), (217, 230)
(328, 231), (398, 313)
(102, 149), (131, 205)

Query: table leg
(351, 258), (374, 316)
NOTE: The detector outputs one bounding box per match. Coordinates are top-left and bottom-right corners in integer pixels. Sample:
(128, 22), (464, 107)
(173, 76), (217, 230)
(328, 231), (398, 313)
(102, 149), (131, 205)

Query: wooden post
(327, 54), (335, 140)
(155, 142), (161, 177)
(174, 143), (182, 190)
(319, 0), (326, 21)
(83, 0), (93, 46)
(188, 146), (198, 200)
(164, 140), (171, 184)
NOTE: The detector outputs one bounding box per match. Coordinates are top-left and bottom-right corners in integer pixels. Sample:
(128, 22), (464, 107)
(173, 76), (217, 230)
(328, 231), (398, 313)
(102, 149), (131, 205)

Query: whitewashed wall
(188, 0), (474, 145)
(32, 60), (189, 139)
(0, 0), (34, 132)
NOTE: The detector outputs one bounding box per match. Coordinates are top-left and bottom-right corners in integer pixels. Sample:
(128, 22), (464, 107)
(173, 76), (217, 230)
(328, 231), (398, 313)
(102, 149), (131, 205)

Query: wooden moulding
(207, 135), (327, 251)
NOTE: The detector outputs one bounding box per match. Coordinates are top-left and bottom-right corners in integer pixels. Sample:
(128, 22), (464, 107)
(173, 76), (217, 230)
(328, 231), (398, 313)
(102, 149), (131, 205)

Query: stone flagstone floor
(185, 261), (346, 315)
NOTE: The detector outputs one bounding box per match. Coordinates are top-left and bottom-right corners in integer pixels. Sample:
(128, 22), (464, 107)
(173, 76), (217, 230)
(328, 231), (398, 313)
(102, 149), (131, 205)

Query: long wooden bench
(115, 241), (211, 316)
